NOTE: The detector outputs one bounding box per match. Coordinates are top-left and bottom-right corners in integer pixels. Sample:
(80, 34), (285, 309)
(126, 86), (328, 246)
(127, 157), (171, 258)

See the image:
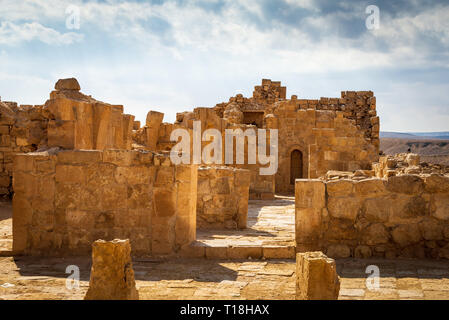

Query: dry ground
(1, 198), (449, 300)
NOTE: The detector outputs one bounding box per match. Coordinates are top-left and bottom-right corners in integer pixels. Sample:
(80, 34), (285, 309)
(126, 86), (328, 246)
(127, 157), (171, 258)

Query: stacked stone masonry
(295, 173), (449, 260)
(1, 78), (135, 199)
(197, 166), (250, 229)
(12, 149), (197, 256)
(132, 79), (379, 195)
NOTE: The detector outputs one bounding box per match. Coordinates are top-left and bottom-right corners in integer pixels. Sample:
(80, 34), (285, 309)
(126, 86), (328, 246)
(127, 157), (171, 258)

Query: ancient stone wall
(46, 79), (135, 150)
(169, 108), (275, 199)
(132, 79), (379, 196)
(12, 149), (197, 256)
(268, 101), (378, 192)
(0, 102), (50, 198)
(295, 174), (449, 259)
(1, 78), (136, 199)
(197, 166), (250, 229)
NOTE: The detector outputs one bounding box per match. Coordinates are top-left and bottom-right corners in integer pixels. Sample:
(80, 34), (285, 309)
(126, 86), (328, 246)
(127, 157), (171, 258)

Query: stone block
(153, 187), (177, 217)
(57, 150), (102, 164)
(425, 174), (449, 193)
(354, 178), (386, 197)
(47, 120), (75, 149)
(386, 175), (424, 195)
(55, 165), (85, 184)
(84, 239), (139, 300)
(263, 246), (295, 259)
(432, 194), (449, 220)
(392, 224), (422, 247)
(362, 223), (390, 245)
(326, 244), (351, 258)
(295, 180), (325, 245)
(327, 196), (360, 221)
(205, 246), (228, 259)
(55, 78), (80, 91)
(296, 252), (340, 300)
(227, 246), (262, 259)
(326, 179), (353, 197)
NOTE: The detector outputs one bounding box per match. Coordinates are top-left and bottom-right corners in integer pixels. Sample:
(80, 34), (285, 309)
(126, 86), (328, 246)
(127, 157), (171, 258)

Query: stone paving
(1, 197), (449, 300)
(191, 196), (296, 259)
(1, 256), (449, 300)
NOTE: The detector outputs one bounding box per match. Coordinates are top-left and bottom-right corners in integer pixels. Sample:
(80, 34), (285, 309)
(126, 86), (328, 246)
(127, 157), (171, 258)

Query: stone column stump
(85, 239), (139, 300)
(296, 251), (340, 300)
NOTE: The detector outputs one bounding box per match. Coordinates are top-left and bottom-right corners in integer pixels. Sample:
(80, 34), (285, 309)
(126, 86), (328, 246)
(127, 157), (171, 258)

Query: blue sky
(0, 0), (448, 131)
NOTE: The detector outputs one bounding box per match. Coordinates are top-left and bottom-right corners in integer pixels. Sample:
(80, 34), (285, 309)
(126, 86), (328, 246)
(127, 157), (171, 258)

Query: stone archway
(290, 149), (303, 184)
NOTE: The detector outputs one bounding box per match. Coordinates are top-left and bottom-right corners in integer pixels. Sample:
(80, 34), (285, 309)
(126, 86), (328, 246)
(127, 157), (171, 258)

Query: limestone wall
(197, 166), (250, 229)
(295, 174), (449, 259)
(12, 149), (197, 256)
(1, 78), (136, 199)
(0, 102), (50, 198)
(269, 102), (378, 192)
(46, 81), (134, 150)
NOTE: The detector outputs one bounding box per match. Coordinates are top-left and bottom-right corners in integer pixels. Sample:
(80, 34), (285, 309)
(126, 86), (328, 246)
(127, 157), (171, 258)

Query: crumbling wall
(268, 95), (379, 192)
(295, 174), (449, 259)
(373, 153), (449, 178)
(196, 166), (250, 229)
(12, 149), (197, 256)
(0, 102), (50, 198)
(46, 79), (134, 150)
(1, 78), (136, 198)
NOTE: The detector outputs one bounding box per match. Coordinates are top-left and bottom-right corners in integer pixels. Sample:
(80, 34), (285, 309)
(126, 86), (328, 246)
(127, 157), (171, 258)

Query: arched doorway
(290, 150), (303, 184)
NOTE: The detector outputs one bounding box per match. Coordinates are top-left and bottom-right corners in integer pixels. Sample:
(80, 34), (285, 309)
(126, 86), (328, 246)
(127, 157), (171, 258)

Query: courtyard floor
(1, 198), (449, 300)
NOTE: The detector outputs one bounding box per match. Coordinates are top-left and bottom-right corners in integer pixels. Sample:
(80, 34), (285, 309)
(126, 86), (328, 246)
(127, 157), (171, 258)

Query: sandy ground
(1, 198), (449, 300)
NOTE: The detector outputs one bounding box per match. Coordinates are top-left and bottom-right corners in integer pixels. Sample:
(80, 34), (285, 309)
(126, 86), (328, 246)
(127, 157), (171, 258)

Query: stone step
(179, 242), (295, 260)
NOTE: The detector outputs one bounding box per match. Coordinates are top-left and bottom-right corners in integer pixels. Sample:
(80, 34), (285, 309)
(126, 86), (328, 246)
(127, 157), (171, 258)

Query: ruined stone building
(2, 77), (448, 261)
(134, 79), (380, 196)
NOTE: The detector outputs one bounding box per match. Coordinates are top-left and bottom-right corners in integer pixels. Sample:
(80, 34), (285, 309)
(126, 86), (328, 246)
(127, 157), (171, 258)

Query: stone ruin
(373, 153), (449, 178)
(296, 251), (340, 300)
(85, 239), (139, 300)
(0, 77), (448, 270)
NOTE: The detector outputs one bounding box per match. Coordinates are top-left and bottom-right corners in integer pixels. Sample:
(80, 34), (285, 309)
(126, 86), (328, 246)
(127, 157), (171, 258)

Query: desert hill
(380, 132), (449, 165)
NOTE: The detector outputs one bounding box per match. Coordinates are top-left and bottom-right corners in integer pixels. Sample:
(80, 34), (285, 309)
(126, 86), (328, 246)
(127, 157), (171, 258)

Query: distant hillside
(380, 137), (449, 165)
(381, 131), (449, 140)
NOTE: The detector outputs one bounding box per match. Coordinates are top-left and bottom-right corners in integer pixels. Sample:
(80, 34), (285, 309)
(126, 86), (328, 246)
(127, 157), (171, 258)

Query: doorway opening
(290, 149), (303, 184)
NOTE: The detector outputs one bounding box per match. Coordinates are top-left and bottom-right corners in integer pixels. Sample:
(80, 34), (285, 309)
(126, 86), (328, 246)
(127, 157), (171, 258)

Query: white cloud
(0, 21), (84, 45)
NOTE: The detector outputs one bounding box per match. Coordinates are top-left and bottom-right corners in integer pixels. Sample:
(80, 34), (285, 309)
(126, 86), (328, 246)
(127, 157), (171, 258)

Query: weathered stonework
(12, 149), (197, 256)
(0, 102), (50, 198)
(373, 153), (449, 178)
(133, 79), (379, 196)
(296, 251), (340, 300)
(85, 239), (139, 300)
(197, 166), (250, 229)
(295, 174), (449, 259)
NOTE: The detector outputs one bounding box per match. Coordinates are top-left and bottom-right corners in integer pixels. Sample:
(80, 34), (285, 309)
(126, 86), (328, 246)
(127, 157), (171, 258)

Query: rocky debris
(374, 153), (449, 178)
(296, 251), (340, 300)
(54, 78), (80, 91)
(223, 102), (243, 124)
(85, 239), (139, 300)
(323, 170), (374, 181)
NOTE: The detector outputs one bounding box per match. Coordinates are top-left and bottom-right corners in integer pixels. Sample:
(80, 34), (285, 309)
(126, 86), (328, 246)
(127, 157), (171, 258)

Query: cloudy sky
(0, 0), (448, 131)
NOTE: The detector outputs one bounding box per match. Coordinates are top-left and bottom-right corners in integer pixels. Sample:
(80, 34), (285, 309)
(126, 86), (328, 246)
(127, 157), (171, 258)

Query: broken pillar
(84, 239), (139, 300)
(296, 251), (340, 300)
(145, 111), (164, 151)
